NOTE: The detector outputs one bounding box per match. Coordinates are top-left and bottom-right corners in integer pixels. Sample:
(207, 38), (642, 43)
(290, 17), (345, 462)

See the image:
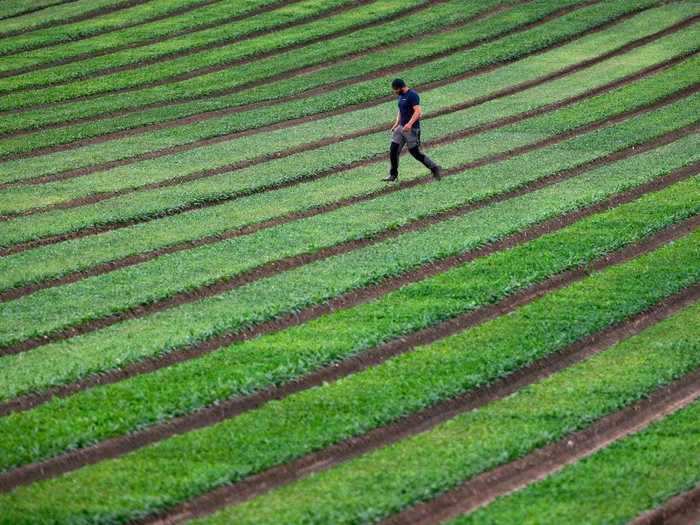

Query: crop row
(0, 0), (141, 37)
(0, 0), (223, 54)
(0, 0), (453, 91)
(0, 20), (692, 274)
(0, 0), (668, 156)
(1, 35), (695, 221)
(194, 283), (700, 525)
(1, 226), (698, 524)
(1, 0), (498, 110)
(0, 132), (696, 417)
(0, 171), (695, 468)
(0, 0), (351, 74)
(454, 396), (700, 524)
(2, 82), (697, 347)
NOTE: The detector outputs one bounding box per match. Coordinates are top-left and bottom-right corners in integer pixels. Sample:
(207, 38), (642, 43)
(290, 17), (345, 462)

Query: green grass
(0, 0), (132, 35)
(0, 0), (355, 75)
(0, 0), (73, 20)
(0, 174), (696, 472)
(1, 228), (698, 525)
(0, 0), (225, 54)
(193, 292), (700, 525)
(3, 25), (697, 217)
(0, 0), (667, 159)
(0, 0), (480, 108)
(1, 81), (697, 348)
(0, 29), (694, 294)
(0, 0), (481, 91)
(0, 133), (696, 424)
(452, 397), (700, 525)
(1, 52), (697, 251)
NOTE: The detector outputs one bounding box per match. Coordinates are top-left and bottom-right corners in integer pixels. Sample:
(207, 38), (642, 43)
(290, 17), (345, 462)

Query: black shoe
(383, 173), (398, 182)
(431, 166), (443, 180)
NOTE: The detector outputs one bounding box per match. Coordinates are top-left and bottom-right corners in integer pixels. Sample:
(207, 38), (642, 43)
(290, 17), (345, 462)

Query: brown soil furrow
(0, 166), (696, 421)
(0, 0), (324, 78)
(0, 0), (78, 22)
(1, 50), (692, 226)
(0, 0), (457, 91)
(0, 0), (171, 39)
(1, 220), (696, 496)
(0, 0), (608, 157)
(630, 484), (700, 525)
(0, 116), (693, 357)
(380, 370), (700, 525)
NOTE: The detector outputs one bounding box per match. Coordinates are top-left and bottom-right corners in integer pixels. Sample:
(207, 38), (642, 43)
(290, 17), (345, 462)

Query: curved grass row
(2, 227), (698, 524)
(0, 0), (477, 109)
(0, 19), (688, 289)
(452, 396), (700, 525)
(0, 32), (695, 220)
(0, 0), (656, 152)
(0, 0), (75, 21)
(1, 79), (696, 347)
(0, 172), (696, 464)
(0, 0), (340, 73)
(0, 2), (691, 180)
(0, 132), (695, 417)
(192, 273), (700, 525)
(0, 0), (219, 52)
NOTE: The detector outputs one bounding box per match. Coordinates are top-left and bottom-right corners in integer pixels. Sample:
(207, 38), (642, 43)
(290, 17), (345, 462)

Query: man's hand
(402, 123), (412, 132)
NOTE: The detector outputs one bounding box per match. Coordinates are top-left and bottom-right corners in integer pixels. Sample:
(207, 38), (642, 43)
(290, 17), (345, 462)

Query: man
(384, 78), (443, 182)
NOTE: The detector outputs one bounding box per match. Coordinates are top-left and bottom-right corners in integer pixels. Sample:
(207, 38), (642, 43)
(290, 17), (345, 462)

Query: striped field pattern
(0, 0), (699, 523)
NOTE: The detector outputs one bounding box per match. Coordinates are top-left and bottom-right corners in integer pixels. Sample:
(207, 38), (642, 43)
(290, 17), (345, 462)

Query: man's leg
(384, 128), (405, 181)
(407, 129), (442, 179)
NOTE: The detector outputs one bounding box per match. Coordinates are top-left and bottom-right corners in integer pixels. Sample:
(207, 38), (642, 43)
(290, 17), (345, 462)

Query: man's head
(391, 78), (407, 95)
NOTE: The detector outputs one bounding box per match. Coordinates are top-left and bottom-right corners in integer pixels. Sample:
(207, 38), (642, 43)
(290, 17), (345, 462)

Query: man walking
(384, 78), (443, 182)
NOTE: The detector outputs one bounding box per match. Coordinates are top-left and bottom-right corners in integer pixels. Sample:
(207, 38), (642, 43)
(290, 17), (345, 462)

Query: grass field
(0, 1), (698, 523)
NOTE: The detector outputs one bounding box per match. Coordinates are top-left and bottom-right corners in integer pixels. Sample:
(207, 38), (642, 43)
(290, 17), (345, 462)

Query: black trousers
(389, 128), (437, 176)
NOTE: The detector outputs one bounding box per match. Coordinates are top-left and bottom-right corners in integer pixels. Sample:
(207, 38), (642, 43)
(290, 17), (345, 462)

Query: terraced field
(0, 1), (698, 523)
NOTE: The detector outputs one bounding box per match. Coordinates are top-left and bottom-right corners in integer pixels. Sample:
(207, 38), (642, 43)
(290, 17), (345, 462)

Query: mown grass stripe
(1, 225), (698, 525)
(2, 210), (696, 492)
(0, 144), (695, 475)
(0, 0), (637, 158)
(2, 47), (693, 223)
(446, 393), (700, 525)
(0, 87), (695, 354)
(182, 257), (700, 525)
(1, 56), (695, 259)
(0, 0), (365, 85)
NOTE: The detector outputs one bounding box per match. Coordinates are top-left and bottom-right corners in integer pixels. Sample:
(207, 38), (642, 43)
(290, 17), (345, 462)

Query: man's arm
(391, 110), (401, 131)
(403, 104), (422, 130)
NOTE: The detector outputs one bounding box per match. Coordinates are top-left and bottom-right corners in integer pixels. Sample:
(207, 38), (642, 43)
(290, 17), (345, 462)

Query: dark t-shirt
(398, 88), (420, 128)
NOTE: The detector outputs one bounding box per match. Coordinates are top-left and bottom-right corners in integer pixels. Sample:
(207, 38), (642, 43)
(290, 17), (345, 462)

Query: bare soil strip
(379, 369), (700, 525)
(0, 0), (455, 90)
(0, 0), (322, 78)
(0, 0), (173, 39)
(1, 50), (691, 225)
(0, 0), (607, 151)
(0, 162), (695, 420)
(1, 219), (695, 496)
(630, 484), (700, 525)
